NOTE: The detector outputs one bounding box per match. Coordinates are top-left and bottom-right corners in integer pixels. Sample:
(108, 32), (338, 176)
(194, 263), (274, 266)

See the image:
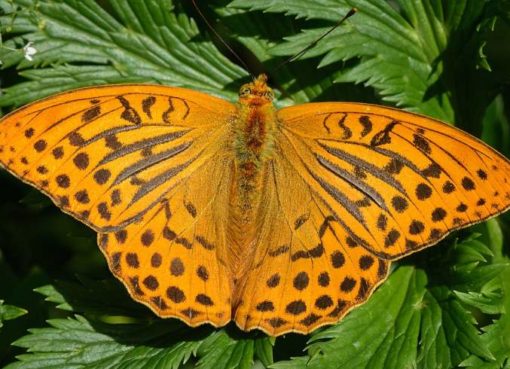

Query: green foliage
(0, 0), (246, 107)
(4, 278), (269, 369)
(232, 0), (500, 130)
(0, 301), (26, 329)
(1, 0), (509, 368)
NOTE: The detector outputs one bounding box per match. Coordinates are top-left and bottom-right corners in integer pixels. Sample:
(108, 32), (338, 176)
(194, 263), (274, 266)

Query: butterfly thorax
(228, 75), (278, 284)
(233, 74), (277, 213)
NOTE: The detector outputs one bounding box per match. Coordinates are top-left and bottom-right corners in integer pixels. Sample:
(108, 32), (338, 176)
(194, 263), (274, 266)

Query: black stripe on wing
(318, 143), (406, 194)
(114, 142), (192, 186)
(315, 154), (387, 211)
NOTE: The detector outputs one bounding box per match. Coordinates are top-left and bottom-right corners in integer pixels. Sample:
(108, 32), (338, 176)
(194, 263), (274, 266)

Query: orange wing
(233, 102), (510, 335)
(0, 85), (236, 327)
(234, 152), (390, 335)
(278, 102), (510, 259)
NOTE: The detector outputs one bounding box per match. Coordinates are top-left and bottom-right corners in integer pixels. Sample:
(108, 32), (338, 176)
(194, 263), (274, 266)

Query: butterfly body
(229, 75), (279, 294)
(0, 76), (509, 336)
(233, 74), (277, 179)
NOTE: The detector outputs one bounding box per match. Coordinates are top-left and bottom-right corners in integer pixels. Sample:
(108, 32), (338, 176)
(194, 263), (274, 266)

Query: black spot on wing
(413, 134), (431, 154)
(162, 97), (175, 124)
(34, 140), (47, 152)
(184, 201), (197, 218)
(286, 300), (306, 315)
(384, 158), (404, 175)
(196, 235), (215, 250)
(256, 301), (274, 312)
(422, 163), (442, 178)
(359, 116), (373, 137)
(338, 115), (352, 140)
(391, 196), (408, 212)
(461, 177), (475, 190)
(385, 229), (400, 247)
(142, 96), (156, 118)
(82, 105), (101, 123)
(415, 183), (432, 200)
(293, 272), (310, 290)
(294, 213), (309, 230)
(105, 135), (122, 150)
(69, 132), (86, 147)
(370, 121), (397, 147)
(117, 96), (141, 124)
(268, 245), (289, 257)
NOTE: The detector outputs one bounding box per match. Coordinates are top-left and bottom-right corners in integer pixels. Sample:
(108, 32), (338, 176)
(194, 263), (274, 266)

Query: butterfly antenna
(275, 8), (357, 71)
(191, 0), (252, 76)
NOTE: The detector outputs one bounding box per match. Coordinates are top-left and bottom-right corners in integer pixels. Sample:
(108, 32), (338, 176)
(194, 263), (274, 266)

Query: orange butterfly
(0, 74), (509, 335)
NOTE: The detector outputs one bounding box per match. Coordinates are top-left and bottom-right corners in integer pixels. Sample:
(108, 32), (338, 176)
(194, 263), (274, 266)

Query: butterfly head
(238, 74), (274, 106)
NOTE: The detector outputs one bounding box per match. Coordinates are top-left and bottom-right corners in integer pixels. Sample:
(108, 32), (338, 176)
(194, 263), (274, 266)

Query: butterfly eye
(264, 91), (274, 100)
(239, 87), (251, 97)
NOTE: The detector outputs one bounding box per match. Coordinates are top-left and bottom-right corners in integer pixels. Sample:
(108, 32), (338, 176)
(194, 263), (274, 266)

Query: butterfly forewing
(99, 151), (234, 326)
(278, 102), (510, 260)
(0, 85), (234, 230)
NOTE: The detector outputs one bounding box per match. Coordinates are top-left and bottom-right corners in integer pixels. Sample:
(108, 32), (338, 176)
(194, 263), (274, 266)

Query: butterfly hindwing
(277, 102), (510, 260)
(100, 153), (233, 327)
(234, 147), (390, 335)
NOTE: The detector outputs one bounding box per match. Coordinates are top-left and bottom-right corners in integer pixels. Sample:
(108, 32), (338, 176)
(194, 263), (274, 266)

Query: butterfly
(0, 74), (509, 336)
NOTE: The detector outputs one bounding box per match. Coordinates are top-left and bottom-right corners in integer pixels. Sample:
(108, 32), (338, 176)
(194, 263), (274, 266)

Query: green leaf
(34, 277), (150, 317)
(481, 95), (510, 158)
(460, 267), (510, 369)
(0, 300), (27, 329)
(228, 0), (351, 20)
(196, 331), (255, 369)
(254, 336), (274, 367)
(460, 320), (510, 369)
(447, 234), (510, 293)
(214, 2), (373, 106)
(5, 315), (203, 369)
(454, 290), (503, 315)
(233, 0), (449, 119)
(484, 219), (504, 259)
(0, 0), (247, 108)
